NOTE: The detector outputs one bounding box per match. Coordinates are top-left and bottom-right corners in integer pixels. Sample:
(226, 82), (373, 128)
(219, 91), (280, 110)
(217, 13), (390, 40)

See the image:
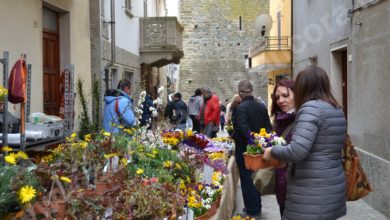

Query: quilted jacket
(272, 100), (347, 220)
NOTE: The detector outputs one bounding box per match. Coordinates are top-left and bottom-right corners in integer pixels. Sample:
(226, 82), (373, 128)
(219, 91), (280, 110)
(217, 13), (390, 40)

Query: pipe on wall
(104, 0), (116, 90)
(110, 0), (116, 62)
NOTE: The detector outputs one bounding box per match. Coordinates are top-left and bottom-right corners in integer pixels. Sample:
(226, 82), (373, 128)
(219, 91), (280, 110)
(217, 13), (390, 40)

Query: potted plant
(0, 159), (41, 219)
(243, 128), (286, 170)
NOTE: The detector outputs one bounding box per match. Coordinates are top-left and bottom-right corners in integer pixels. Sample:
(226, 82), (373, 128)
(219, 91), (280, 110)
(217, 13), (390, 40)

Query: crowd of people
(101, 65), (348, 220)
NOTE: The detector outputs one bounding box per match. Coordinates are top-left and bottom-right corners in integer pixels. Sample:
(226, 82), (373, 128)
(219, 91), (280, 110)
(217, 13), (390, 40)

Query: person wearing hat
(232, 80), (272, 219)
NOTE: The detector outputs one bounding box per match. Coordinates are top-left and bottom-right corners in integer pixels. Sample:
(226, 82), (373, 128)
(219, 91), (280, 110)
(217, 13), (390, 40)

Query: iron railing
(250, 36), (291, 57)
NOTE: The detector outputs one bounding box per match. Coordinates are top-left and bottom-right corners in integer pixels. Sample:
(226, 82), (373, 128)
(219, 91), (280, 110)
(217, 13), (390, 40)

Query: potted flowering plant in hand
(243, 128), (286, 170)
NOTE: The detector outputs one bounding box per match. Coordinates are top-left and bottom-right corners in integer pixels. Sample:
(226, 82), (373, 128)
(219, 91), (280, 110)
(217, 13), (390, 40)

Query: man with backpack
(103, 79), (135, 133)
(165, 92), (187, 130)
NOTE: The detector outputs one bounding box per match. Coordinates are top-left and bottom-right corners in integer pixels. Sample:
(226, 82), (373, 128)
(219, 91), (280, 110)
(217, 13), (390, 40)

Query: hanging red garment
(8, 58), (27, 104)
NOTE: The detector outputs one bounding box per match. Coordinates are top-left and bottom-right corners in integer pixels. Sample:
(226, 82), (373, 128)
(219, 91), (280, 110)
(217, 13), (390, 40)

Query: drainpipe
(104, 0), (116, 90)
(290, 0), (294, 78)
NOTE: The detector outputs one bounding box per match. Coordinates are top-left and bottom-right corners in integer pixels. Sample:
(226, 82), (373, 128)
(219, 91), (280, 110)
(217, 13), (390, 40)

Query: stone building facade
(179, 0), (269, 103)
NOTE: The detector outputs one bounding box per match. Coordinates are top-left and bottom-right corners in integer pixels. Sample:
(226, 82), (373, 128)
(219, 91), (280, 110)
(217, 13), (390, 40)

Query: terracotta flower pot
(196, 212), (209, 220)
(216, 196), (222, 208)
(33, 200), (67, 220)
(207, 201), (218, 217)
(243, 153), (272, 171)
(95, 181), (111, 195)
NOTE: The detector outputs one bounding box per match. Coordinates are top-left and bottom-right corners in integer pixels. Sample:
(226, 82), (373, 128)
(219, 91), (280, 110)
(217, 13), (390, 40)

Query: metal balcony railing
(250, 36), (291, 57)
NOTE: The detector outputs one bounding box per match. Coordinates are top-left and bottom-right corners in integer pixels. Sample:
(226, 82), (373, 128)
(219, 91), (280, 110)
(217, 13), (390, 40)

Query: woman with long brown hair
(264, 66), (347, 219)
(270, 79), (295, 218)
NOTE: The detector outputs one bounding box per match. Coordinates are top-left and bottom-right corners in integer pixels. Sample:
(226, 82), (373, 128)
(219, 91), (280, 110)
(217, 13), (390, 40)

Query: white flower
(158, 86), (164, 95)
(153, 98), (163, 106)
(140, 91), (146, 98)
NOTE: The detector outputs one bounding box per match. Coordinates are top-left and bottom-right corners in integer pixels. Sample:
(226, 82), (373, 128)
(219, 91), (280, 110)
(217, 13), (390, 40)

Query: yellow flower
(104, 153), (118, 159)
(136, 168), (144, 175)
(152, 149), (158, 155)
(209, 152), (224, 160)
(41, 154), (53, 163)
(52, 144), (63, 155)
(212, 172), (223, 185)
(146, 153), (156, 158)
(71, 132), (77, 139)
(66, 132), (77, 142)
(259, 128), (267, 137)
(121, 158), (128, 166)
(2, 146), (13, 152)
(60, 176), (72, 183)
(5, 153), (16, 165)
(186, 176), (191, 183)
(179, 179), (186, 189)
(175, 163), (182, 170)
(186, 130), (193, 137)
(124, 128), (133, 135)
(118, 125), (124, 129)
(84, 134), (92, 142)
(163, 160), (173, 168)
(18, 185), (36, 204)
(79, 141), (88, 149)
(15, 151), (28, 160)
(103, 131), (111, 137)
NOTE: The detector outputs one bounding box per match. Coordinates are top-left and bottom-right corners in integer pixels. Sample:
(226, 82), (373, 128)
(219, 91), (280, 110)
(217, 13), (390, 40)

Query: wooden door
(43, 8), (60, 115)
(43, 31), (60, 115)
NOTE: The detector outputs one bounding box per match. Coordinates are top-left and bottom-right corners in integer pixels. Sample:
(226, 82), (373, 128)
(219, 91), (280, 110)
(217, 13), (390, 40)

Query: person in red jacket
(200, 87), (220, 138)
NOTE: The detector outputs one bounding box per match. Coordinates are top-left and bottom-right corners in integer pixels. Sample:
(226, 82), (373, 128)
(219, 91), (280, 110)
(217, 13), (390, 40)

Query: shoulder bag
(343, 134), (373, 201)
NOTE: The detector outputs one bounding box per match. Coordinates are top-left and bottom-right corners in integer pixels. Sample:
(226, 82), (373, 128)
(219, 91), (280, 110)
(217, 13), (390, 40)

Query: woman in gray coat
(264, 66), (347, 220)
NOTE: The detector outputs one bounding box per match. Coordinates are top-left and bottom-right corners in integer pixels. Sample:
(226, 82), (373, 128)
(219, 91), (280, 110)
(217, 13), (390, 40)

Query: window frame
(125, 0), (134, 18)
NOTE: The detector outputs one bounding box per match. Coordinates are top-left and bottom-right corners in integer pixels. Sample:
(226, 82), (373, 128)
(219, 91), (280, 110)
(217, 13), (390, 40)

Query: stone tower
(179, 0), (269, 103)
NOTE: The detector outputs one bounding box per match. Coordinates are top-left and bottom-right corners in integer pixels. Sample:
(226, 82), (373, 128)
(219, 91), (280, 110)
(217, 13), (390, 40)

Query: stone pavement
(233, 180), (388, 220)
(216, 130), (388, 220)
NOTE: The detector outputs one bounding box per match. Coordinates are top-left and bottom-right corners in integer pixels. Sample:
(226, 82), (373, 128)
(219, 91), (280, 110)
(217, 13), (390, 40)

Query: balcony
(140, 17), (183, 67)
(249, 36), (291, 69)
(249, 36), (291, 57)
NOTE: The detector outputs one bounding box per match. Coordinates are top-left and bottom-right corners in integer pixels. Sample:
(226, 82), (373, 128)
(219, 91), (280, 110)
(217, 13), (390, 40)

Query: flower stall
(1, 127), (237, 219)
(0, 87), (240, 220)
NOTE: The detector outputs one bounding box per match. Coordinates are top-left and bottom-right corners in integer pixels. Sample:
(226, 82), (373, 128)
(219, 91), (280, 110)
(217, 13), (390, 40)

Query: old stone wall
(179, 0), (269, 103)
